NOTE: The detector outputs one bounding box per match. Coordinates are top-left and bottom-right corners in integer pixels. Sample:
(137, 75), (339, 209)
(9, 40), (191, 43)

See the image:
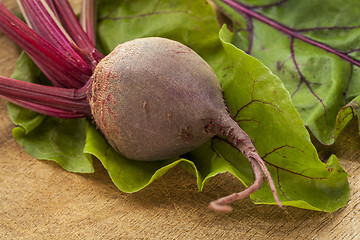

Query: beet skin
(88, 37), (228, 161)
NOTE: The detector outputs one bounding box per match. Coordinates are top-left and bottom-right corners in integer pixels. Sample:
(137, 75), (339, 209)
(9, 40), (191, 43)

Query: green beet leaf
(213, 0), (360, 145)
(7, 0), (349, 211)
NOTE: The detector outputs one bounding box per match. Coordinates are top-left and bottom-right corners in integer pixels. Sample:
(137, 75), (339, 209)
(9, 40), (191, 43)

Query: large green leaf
(213, 0), (360, 145)
(6, 0), (349, 211)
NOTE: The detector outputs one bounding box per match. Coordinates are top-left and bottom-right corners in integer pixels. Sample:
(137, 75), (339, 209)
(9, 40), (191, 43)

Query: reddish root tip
(248, 152), (283, 208)
(208, 201), (233, 212)
(208, 158), (263, 212)
(206, 118), (283, 212)
(208, 118), (283, 212)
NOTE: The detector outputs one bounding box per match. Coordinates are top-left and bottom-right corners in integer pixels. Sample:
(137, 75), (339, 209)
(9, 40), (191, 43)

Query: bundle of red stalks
(0, 0), (282, 212)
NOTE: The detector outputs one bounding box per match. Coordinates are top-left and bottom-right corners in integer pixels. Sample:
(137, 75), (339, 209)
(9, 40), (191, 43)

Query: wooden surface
(0, 1), (359, 239)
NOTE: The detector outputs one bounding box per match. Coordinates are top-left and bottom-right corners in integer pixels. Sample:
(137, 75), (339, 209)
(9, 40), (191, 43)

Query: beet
(88, 37), (225, 161)
(0, 1), (282, 212)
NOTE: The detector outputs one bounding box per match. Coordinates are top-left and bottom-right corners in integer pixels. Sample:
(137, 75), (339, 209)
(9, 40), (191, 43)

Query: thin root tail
(208, 157), (263, 212)
(208, 117), (283, 212)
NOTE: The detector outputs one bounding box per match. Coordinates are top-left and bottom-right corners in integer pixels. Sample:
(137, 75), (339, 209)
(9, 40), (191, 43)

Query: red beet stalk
(0, 0), (98, 117)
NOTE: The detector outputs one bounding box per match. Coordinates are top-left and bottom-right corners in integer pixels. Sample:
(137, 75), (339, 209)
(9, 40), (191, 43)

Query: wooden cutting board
(0, 1), (359, 239)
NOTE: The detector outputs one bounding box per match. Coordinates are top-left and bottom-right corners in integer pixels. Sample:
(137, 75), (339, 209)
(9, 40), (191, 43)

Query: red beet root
(0, 0), (282, 212)
(88, 37), (226, 161)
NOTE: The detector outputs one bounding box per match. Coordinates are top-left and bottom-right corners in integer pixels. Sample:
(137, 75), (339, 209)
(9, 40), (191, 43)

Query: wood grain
(0, 1), (359, 239)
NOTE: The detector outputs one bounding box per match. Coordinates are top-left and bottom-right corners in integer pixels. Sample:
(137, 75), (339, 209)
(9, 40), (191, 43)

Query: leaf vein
(289, 37), (329, 131)
(221, 0), (360, 67)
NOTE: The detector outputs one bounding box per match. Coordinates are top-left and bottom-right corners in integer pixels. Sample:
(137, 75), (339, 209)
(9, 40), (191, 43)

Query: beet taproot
(88, 37), (226, 161)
